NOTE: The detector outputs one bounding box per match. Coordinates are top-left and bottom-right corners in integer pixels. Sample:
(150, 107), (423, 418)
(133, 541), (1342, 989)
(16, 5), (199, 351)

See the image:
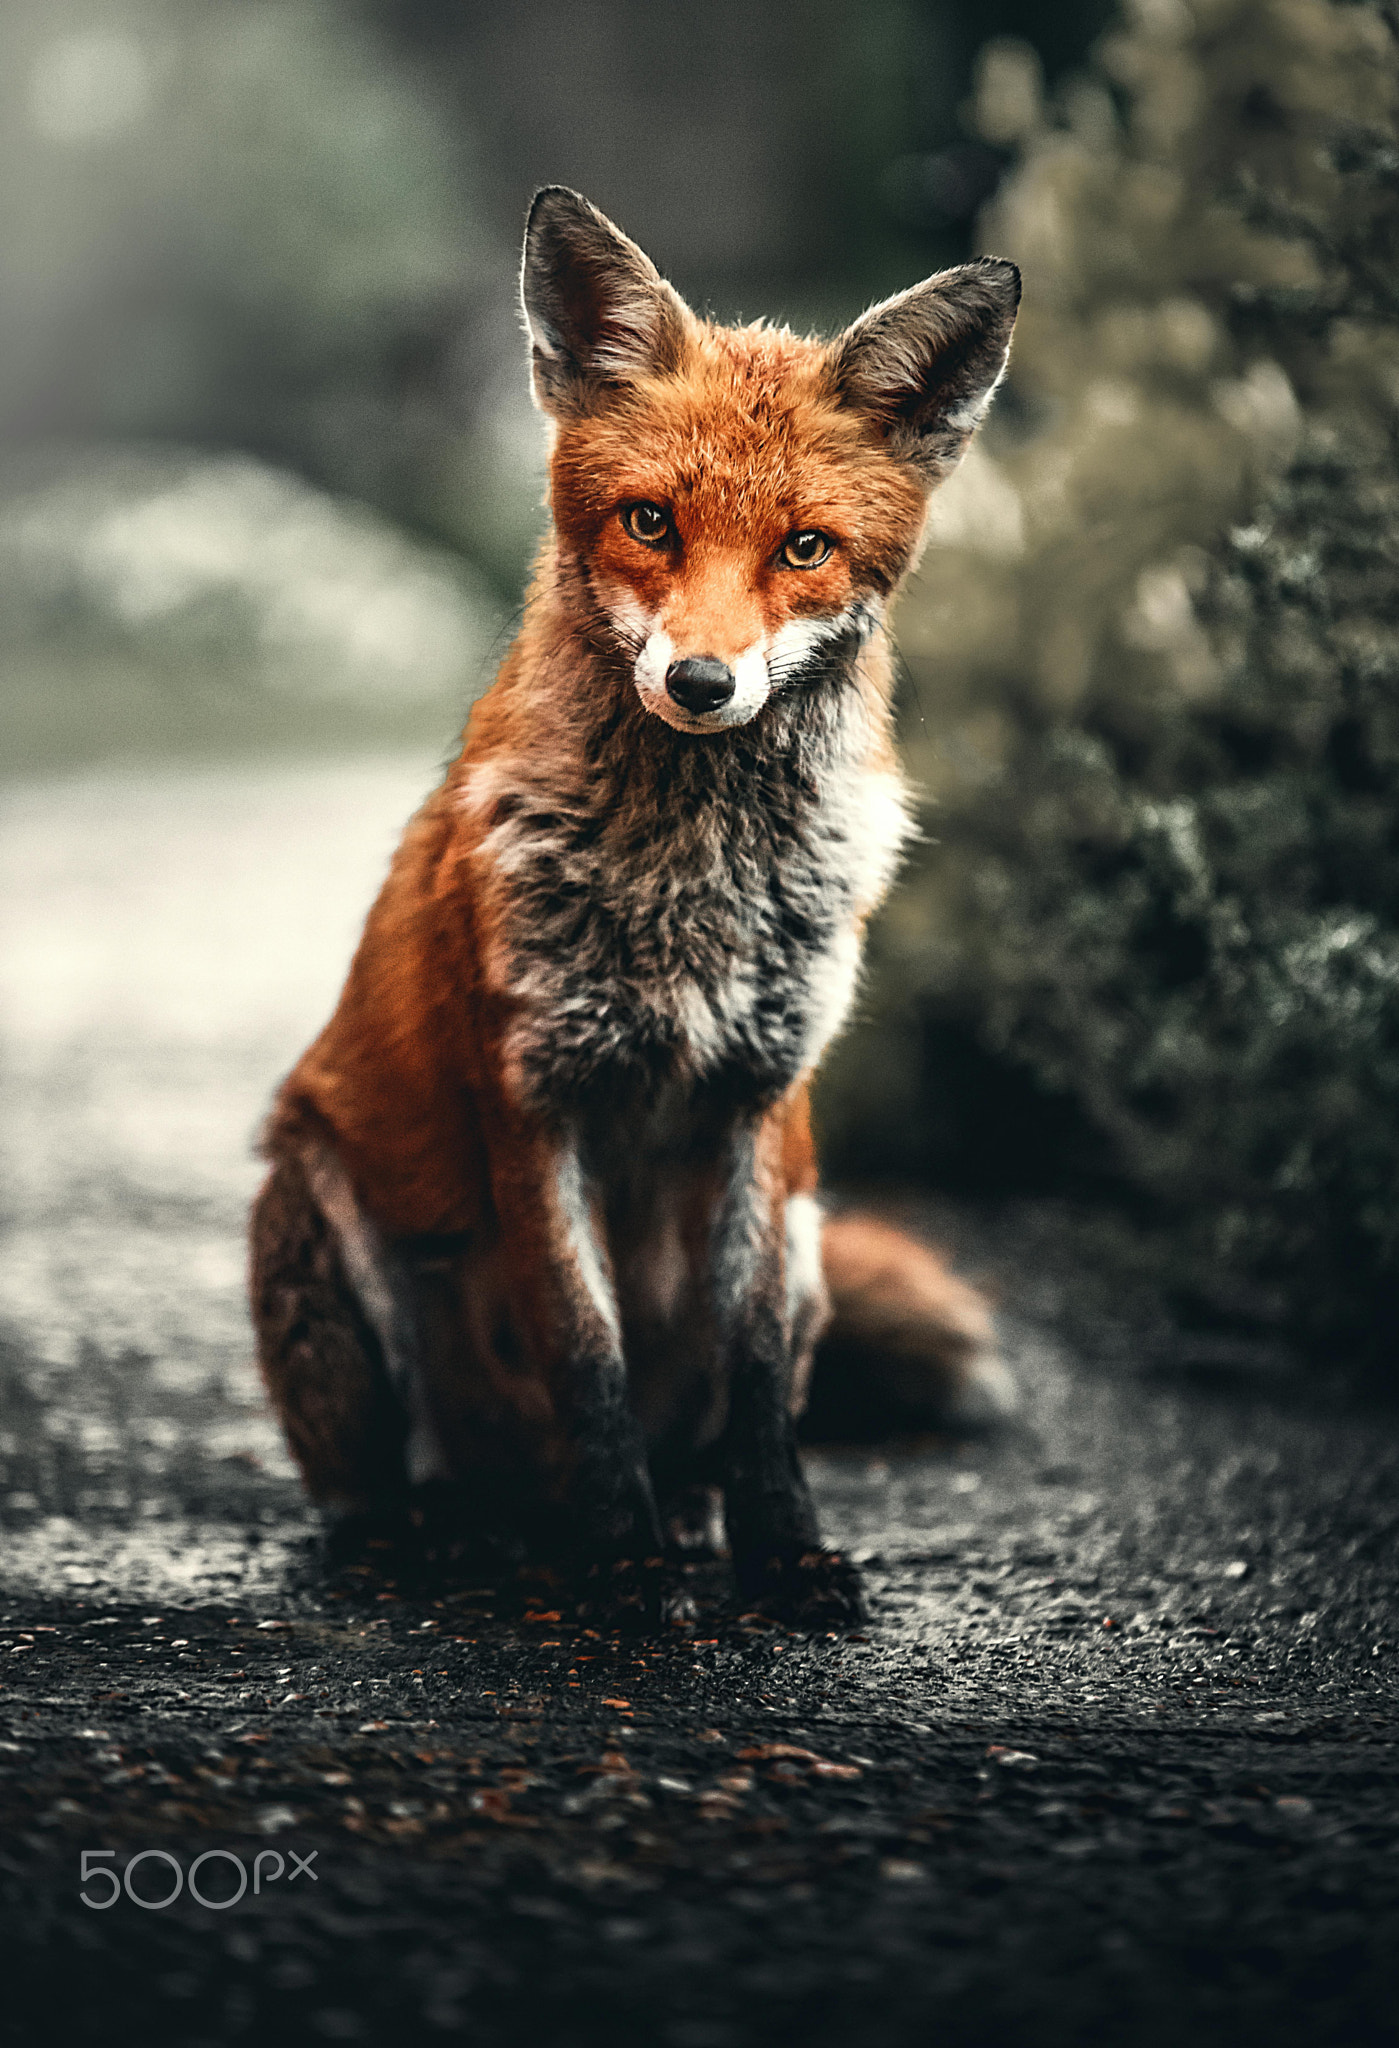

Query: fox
(249, 187), (1020, 1628)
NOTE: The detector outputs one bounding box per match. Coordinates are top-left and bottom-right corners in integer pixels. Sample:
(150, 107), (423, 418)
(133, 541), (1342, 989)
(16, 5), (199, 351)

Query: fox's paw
(577, 1555), (698, 1633)
(322, 1504), (411, 1573)
(735, 1547), (867, 1631)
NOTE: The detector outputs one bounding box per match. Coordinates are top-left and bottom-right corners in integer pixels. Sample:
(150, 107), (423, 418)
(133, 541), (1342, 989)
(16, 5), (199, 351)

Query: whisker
(577, 558), (647, 658)
(890, 639), (929, 736)
(596, 617), (645, 659)
(767, 651), (860, 690)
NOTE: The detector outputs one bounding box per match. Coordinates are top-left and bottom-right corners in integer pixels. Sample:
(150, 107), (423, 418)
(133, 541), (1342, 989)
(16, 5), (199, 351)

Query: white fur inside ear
(845, 299), (937, 405)
(524, 309), (563, 360)
(590, 286), (674, 377)
(944, 345), (1011, 435)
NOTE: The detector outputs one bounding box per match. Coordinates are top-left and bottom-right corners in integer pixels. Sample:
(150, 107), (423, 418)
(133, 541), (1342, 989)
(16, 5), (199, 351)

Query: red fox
(250, 188), (1019, 1627)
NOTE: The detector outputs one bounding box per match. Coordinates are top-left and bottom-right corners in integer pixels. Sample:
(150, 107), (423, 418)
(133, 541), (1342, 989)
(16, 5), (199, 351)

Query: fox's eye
(781, 529), (834, 569)
(622, 502), (672, 547)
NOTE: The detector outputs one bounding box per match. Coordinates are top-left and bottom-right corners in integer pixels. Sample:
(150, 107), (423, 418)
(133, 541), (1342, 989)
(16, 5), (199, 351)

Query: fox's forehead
(552, 320), (915, 539)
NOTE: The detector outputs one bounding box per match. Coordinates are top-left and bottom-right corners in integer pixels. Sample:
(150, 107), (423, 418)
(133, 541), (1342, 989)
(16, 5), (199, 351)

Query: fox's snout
(619, 554), (778, 733)
(665, 656), (735, 714)
(631, 619), (773, 733)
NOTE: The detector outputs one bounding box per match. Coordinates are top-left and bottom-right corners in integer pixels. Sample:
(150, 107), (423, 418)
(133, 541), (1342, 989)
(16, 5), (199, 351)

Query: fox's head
(521, 187), (1018, 735)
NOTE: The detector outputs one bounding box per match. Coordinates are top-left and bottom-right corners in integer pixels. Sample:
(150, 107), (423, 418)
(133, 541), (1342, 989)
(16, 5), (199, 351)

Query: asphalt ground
(2, 758), (1397, 2048)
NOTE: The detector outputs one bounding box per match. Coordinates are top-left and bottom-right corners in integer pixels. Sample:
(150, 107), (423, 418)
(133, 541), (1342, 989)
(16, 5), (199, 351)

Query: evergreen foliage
(828, 0), (1399, 1363)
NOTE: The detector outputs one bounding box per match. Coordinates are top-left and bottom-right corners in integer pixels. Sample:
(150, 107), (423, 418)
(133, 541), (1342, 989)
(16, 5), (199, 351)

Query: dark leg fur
(723, 1304), (866, 1628)
(249, 1152), (406, 1510)
(714, 1133), (867, 1630)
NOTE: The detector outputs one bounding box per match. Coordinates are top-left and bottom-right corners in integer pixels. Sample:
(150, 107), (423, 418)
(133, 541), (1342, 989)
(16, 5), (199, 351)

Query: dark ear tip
(975, 256), (1022, 309)
(524, 186), (595, 238)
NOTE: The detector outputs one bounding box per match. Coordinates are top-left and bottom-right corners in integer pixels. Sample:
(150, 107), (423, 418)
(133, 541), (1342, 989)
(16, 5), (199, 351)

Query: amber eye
(622, 502), (672, 547)
(781, 529), (834, 569)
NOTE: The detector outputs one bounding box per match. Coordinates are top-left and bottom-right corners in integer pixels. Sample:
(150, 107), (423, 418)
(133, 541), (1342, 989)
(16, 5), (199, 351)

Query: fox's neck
(450, 539), (913, 1115)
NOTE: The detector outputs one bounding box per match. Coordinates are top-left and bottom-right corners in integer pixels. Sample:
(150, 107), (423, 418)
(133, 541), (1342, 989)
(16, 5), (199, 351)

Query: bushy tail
(811, 1212), (1016, 1434)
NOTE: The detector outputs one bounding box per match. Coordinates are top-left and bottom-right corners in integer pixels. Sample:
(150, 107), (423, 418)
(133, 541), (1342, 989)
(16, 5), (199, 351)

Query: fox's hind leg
(249, 1148), (407, 1512)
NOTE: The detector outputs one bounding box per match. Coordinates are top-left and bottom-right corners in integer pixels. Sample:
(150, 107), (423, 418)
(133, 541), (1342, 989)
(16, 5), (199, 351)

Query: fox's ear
(521, 187), (692, 417)
(831, 259), (1020, 481)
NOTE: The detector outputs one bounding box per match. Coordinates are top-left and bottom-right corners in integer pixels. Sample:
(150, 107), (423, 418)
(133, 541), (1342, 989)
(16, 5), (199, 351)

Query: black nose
(666, 656), (735, 714)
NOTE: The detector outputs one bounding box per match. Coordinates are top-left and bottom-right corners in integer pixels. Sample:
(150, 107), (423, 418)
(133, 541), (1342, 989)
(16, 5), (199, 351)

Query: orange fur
(820, 1214), (1006, 1413)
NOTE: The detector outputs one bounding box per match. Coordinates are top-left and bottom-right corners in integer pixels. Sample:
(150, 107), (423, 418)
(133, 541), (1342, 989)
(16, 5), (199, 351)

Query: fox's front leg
(715, 1119), (866, 1628)
(485, 1114), (661, 1569)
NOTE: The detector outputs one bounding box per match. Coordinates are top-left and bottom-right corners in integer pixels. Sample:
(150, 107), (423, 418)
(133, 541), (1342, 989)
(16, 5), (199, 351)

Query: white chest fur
(462, 700), (912, 1108)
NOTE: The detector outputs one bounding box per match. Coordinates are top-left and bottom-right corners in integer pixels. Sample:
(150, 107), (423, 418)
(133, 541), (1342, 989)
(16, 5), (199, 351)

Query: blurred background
(3, 0), (1397, 1382)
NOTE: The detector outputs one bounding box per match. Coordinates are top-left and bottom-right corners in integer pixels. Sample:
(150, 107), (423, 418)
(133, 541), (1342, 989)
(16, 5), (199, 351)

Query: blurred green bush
(823, 0), (1399, 1365)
